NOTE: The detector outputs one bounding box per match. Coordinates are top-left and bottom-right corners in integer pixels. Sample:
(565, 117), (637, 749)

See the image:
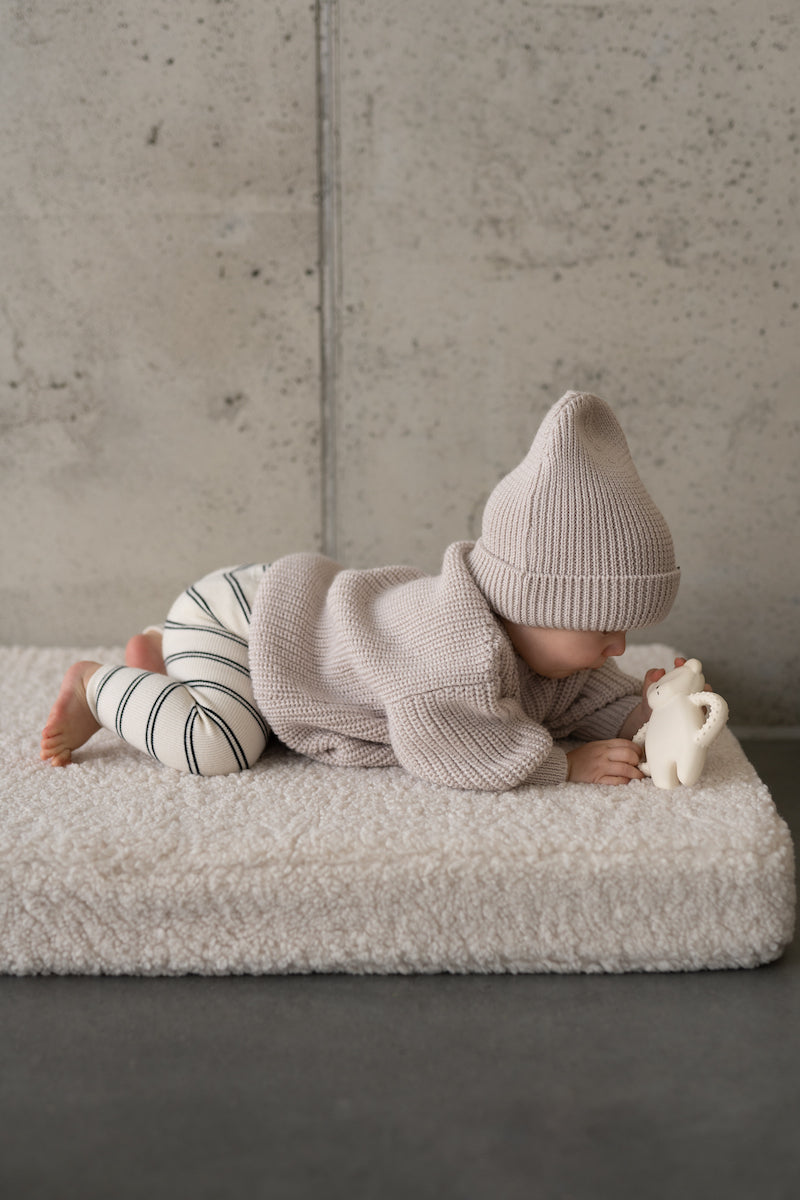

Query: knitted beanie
(467, 392), (680, 630)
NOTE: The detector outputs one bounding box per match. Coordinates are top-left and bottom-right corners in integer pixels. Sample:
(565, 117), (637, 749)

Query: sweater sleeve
(386, 687), (569, 791)
(547, 660), (643, 743)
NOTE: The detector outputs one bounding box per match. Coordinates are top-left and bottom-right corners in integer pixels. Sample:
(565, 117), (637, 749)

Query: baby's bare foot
(40, 661), (102, 767)
(125, 630), (165, 673)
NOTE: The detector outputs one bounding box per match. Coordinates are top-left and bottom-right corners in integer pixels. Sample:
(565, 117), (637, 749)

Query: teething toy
(633, 659), (729, 789)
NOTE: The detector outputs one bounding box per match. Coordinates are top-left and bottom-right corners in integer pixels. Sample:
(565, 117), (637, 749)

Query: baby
(41, 391), (686, 788)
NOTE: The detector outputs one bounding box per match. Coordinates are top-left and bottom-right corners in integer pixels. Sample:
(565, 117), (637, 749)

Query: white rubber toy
(633, 658), (729, 790)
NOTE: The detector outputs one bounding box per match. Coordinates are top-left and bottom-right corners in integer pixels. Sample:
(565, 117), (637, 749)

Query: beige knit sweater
(248, 542), (643, 790)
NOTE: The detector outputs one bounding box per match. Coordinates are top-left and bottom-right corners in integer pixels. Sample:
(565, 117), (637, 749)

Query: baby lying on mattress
(41, 391), (697, 790)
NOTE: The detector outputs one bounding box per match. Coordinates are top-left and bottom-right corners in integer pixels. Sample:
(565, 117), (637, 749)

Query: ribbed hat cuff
(467, 545), (680, 631)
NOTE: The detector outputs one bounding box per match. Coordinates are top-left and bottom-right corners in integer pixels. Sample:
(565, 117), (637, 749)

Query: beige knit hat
(467, 391), (680, 630)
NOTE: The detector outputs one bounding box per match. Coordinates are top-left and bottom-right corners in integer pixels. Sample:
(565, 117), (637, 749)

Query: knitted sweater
(248, 542), (643, 790)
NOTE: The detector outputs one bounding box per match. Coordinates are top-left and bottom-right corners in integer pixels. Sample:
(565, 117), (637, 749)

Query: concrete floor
(1, 740), (797, 1200)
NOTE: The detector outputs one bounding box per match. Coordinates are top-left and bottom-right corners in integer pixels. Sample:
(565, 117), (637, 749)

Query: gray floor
(2, 740), (798, 1200)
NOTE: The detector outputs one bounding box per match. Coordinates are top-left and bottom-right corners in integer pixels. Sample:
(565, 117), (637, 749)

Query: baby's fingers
(567, 740), (645, 785)
(602, 739), (645, 783)
(605, 738), (643, 764)
(602, 764), (645, 784)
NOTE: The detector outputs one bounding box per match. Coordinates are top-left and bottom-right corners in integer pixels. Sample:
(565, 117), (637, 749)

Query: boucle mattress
(0, 644), (794, 975)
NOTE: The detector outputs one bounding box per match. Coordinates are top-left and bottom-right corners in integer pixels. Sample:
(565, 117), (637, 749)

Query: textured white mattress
(0, 644), (794, 975)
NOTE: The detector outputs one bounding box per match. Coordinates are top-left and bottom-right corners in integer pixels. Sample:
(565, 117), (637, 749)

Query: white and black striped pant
(86, 564), (270, 775)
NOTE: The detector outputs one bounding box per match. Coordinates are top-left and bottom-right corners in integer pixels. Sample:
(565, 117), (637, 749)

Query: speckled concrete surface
(0, 2), (320, 643)
(2, 1), (798, 725)
(335, 0), (799, 725)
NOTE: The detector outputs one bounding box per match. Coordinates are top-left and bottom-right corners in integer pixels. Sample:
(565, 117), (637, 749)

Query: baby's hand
(566, 739), (644, 786)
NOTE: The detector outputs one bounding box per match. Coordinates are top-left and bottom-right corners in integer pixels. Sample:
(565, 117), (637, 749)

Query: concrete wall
(2, 1), (798, 728)
(1, 1), (321, 638)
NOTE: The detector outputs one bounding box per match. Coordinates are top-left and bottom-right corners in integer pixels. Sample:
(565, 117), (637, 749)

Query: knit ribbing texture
(468, 391), (680, 629)
(248, 543), (642, 791)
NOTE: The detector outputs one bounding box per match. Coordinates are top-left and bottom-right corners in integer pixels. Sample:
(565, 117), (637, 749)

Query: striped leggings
(86, 564), (270, 776)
